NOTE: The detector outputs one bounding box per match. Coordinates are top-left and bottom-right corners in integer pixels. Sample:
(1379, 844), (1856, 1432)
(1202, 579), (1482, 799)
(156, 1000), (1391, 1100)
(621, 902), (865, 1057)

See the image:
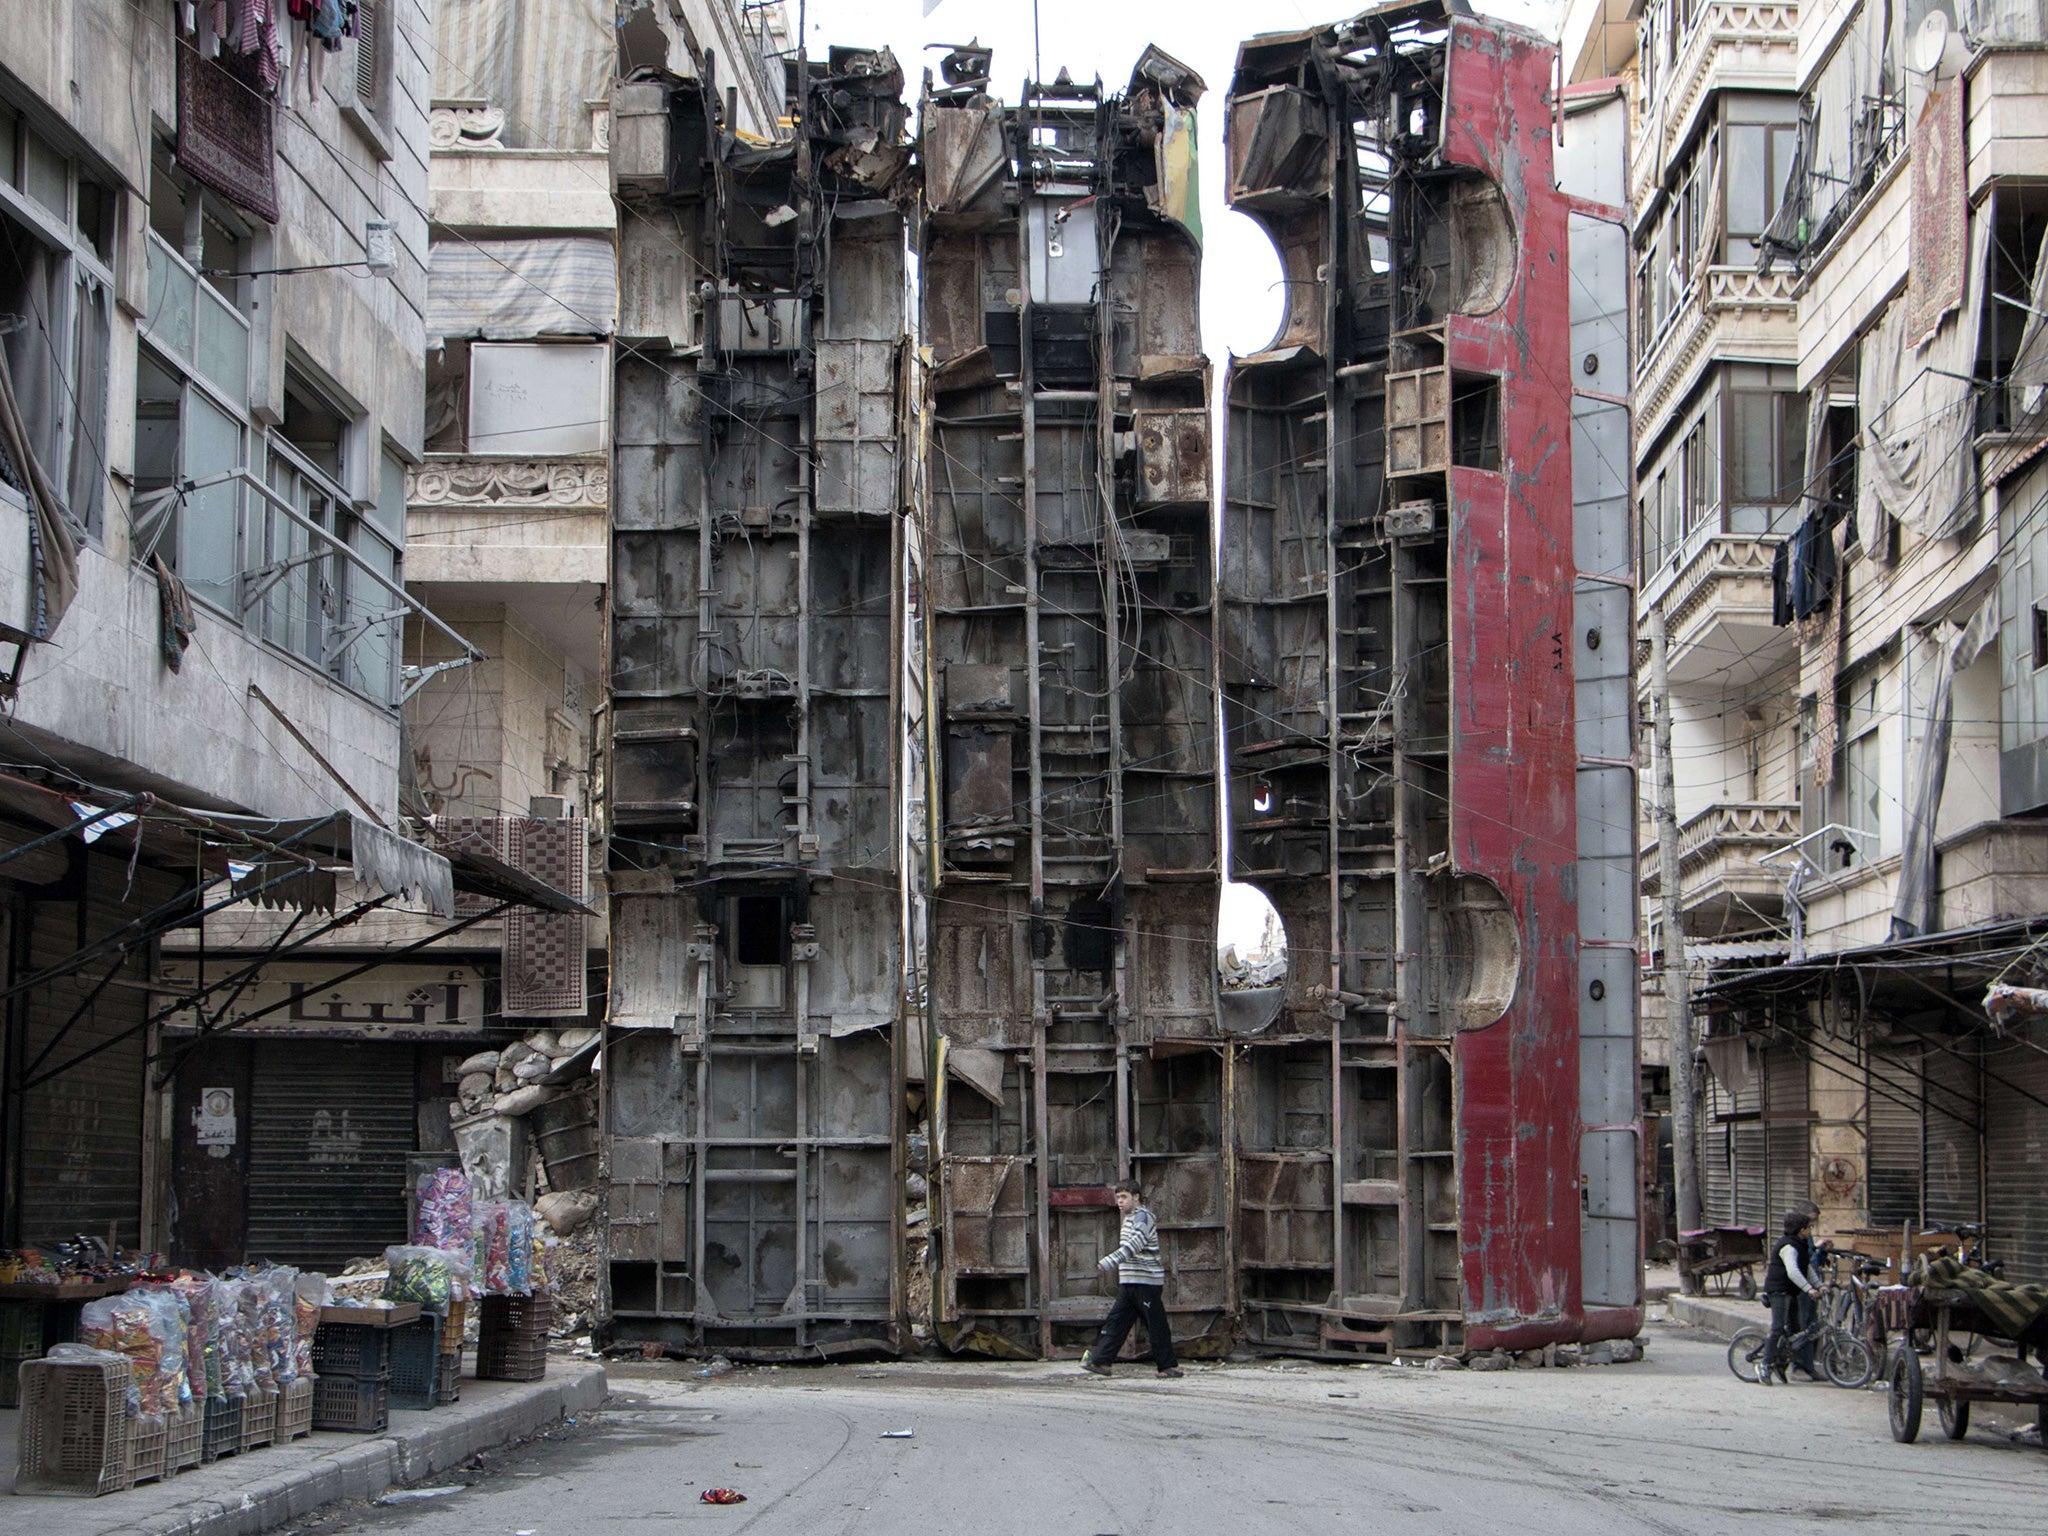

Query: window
(1723, 97), (1800, 266)
(1837, 668), (1883, 845)
(1727, 390), (1807, 506)
(2034, 604), (2048, 673)
(0, 104), (116, 537)
(339, 0), (396, 154)
(730, 895), (786, 967)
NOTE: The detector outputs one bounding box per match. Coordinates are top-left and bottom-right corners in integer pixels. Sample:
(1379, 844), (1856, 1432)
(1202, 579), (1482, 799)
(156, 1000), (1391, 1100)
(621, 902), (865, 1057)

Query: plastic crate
(278, 1375), (315, 1441)
(202, 1393), (244, 1460)
(311, 1321), (391, 1379)
(435, 1352), (460, 1406)
(240, 1386), (278, 1451)
(166, 1402), (203, 1470)
(474, 1332), (548, 1382)
(388, 1315), (444, 1410)
(478, 1292), (554, 1341)
(439, 1299), (467, 1356)
(311, 1374), (388, 1434)
(2, 1346), (38, 1410)
(12, 1355), (134, 1497)
(128, 1413), (169, 1485)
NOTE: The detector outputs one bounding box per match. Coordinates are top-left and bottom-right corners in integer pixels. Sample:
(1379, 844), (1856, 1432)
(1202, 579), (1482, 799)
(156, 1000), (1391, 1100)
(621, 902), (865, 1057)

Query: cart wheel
(1889, 1347), (1923, 1443)
(1938, 1396), (1968, 1440)
(1738, 1270), (1757, 1301)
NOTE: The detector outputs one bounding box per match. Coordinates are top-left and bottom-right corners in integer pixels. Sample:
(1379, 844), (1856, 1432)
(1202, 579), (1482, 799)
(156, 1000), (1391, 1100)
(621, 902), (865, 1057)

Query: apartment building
(0, 0), (469, 1255)
(1569, 0), (2048, 1277)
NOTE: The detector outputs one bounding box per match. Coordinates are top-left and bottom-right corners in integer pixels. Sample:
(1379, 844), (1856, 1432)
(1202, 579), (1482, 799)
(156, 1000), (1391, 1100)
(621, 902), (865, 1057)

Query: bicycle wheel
(1822, 1331), (1874, 1389)
(1728, 1326), (1771, 1383)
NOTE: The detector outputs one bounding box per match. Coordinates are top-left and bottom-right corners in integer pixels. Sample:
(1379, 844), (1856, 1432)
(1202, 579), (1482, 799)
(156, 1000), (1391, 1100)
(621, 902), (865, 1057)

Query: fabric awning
(428, 237), (617, 346)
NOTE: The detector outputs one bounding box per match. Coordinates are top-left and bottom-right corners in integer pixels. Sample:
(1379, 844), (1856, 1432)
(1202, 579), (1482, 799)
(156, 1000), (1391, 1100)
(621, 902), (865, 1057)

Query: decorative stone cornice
(407, 456), (609, 509)
(1642, 800), (1799, 895)
(1636, 265), (1798, 447)
(1630, 1), (1800, 208)
(429, 102), (506, 151)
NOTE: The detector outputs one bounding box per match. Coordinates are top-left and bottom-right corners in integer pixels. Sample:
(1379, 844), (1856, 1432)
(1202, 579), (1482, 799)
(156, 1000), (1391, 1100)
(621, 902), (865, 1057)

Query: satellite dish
(1911, 11), (1966, 76)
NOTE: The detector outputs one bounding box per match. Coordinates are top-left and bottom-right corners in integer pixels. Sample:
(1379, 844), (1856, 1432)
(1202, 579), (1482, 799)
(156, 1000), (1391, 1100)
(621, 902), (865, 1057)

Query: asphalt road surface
(286, 1317), (2048, 1536)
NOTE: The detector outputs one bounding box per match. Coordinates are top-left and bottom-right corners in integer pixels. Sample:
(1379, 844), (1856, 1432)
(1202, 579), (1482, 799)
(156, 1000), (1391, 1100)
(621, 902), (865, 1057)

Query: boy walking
(1081, 1179), (1182, 1378)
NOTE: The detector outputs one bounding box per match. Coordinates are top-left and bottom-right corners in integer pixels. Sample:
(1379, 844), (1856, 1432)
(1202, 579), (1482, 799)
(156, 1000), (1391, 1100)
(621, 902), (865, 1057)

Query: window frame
(0, 104), (119, 541)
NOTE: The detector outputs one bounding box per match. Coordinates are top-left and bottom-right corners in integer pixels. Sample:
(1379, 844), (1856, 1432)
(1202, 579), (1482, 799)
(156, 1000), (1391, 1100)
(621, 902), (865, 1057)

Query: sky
(798, 1), (1565, 954)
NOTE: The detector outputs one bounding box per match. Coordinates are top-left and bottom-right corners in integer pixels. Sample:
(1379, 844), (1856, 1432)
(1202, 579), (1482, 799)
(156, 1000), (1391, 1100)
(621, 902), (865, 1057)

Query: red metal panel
(1437, 18), (1585, 1351)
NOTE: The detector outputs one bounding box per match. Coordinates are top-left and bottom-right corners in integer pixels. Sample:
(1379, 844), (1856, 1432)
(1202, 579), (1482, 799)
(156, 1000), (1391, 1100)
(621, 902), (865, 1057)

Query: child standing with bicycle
(1763, 1208), (1820, 1383)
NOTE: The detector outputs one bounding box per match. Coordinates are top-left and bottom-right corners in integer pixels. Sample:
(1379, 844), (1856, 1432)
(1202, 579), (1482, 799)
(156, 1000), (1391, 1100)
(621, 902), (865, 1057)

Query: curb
(1666, 1293), (1764, 1340)
(12, 1364), (607, 1536)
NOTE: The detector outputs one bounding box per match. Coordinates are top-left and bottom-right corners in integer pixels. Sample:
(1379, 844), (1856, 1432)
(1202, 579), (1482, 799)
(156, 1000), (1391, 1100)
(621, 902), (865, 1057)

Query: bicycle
(1726, 1256), (1875, 1388)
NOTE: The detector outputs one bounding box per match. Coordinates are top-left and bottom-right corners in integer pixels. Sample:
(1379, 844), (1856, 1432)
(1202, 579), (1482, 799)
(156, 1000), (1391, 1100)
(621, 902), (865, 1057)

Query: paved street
(282, 1319), (2048, 1536)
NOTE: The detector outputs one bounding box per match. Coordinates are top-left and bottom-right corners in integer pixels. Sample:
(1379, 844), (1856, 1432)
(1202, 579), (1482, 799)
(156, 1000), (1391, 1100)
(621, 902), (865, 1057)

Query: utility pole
(1648, 606), (1703, 1273)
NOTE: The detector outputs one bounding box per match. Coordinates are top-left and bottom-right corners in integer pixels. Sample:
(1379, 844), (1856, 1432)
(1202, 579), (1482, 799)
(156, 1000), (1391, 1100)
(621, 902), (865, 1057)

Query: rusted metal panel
(1220, 3), (1640, 1358)
(600, 45), (910, 1358)
(921, 49), (1222, 1359)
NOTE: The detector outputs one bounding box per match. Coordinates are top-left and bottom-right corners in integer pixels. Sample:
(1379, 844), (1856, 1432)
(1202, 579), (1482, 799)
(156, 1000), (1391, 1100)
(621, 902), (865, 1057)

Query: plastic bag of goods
(505, 1200), (534, 1295)
(134, 1287), (194, 1409)
(81, 1294), (168, 1415)
(245, 1266), (297, 1386)
(383, 1245), (474, 1312)
(291, 1274), (330, 1378)
(413, 1166), (474, 1251)
(169, 1275), (225, 1398)
(213, 1279), (259, 1396)
(471, 1201), (513, 1295)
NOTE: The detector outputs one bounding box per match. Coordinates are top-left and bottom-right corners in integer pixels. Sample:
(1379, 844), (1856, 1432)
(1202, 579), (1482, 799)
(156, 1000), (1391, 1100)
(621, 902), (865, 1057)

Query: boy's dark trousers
(1091, 1282), (1177, 1370)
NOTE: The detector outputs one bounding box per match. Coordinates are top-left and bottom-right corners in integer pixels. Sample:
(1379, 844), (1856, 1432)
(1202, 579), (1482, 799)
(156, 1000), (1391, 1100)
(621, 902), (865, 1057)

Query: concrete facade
(1566, 0), (2048, 1278)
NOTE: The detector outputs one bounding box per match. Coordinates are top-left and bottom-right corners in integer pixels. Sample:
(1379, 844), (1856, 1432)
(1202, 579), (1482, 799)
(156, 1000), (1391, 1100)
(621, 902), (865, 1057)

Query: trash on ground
(698, 1354), (736, 1378)
(881, 1428), (914, 1439)
(375, 1486), (465, 1504)
(701, 1488), (748, 1505)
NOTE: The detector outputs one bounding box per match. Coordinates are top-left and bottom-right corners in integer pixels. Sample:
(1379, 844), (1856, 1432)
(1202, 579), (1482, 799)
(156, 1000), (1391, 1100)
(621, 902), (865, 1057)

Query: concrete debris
(1467, 1352), (1511, 1372)
(1424, 1354), (1465, 1371)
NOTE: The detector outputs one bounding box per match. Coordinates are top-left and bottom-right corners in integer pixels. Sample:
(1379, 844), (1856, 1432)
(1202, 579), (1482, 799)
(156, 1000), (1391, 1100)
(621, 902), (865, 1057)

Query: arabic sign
(155, 963), (489, 1039)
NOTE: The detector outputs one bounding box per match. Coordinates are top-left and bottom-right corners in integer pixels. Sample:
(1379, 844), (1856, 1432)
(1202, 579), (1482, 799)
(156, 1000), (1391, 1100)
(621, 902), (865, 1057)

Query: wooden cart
(1885, 1286), (2048, 1448)
(1676, 1225), (1767, 1298)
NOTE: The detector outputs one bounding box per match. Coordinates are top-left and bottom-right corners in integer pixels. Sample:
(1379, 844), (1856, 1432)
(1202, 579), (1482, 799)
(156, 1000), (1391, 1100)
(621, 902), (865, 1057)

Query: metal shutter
(13, 864), (176, 1249)
(1865, 1045), (1922, 1227)
(354, 0), (380, 101)
(246, 1041), (415, 1271)
(1704, 1075), (1733, 1225)
(1729, 1071), (1768, 1227)
(1922, 1041), (1982, 1232)
(1984, 1040), (2048, 1284)
(1764, 1044), (1809, 1224)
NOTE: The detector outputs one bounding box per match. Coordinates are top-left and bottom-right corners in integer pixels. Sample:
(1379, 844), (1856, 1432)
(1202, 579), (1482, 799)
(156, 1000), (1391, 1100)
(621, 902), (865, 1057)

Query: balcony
(1642, 800), (1799, 934)
(1636, 264), (1799, 448)
(1641, 523), (1795, 689)
(405, 454), (609, 589)
(1630, 0), (1800, 208)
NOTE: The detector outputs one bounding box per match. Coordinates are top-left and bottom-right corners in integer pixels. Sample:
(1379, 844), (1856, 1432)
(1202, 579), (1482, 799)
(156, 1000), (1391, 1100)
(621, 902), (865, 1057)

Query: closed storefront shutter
(1704, 1075), (1734, 1225)
(1984, 1039), (2048, 1285)
(1730, 1070), (1767, 1228)
(246, 1042), (415, 1270)
(1922, 1041), (1981, 1232)
(1764, 1044), (1809, 1224)
(15, 865), (178, 1248)
(1866, 1046), (1923, 1228)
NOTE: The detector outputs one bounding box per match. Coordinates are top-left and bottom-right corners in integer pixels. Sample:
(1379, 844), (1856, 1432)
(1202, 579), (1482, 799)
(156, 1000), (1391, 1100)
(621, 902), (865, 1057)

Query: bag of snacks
(413, 1166), (474, 1252)
(383, 1245), (473, 1312)
(291, 1274), (330, 1378)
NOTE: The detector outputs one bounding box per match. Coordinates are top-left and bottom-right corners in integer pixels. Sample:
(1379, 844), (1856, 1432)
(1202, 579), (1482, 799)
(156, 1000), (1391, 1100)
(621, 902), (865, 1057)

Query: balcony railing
(1644, 801), (1799, 879)
(1636, 264), (1798, 439)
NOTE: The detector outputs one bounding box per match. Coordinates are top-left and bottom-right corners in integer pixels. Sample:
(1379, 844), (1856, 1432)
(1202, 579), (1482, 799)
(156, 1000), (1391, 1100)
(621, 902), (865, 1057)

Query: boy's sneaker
(1080, 1351), (1111, 1377)
(1156, 1367), (1184, 1379)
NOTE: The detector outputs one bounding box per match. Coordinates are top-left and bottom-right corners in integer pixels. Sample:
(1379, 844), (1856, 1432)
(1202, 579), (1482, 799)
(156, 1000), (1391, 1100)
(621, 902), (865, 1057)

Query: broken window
(133, 345), (243, 612)
(731, 894), (786, 967)
(0, 112), (115, 538)
(1449, 376), (1499, 470)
